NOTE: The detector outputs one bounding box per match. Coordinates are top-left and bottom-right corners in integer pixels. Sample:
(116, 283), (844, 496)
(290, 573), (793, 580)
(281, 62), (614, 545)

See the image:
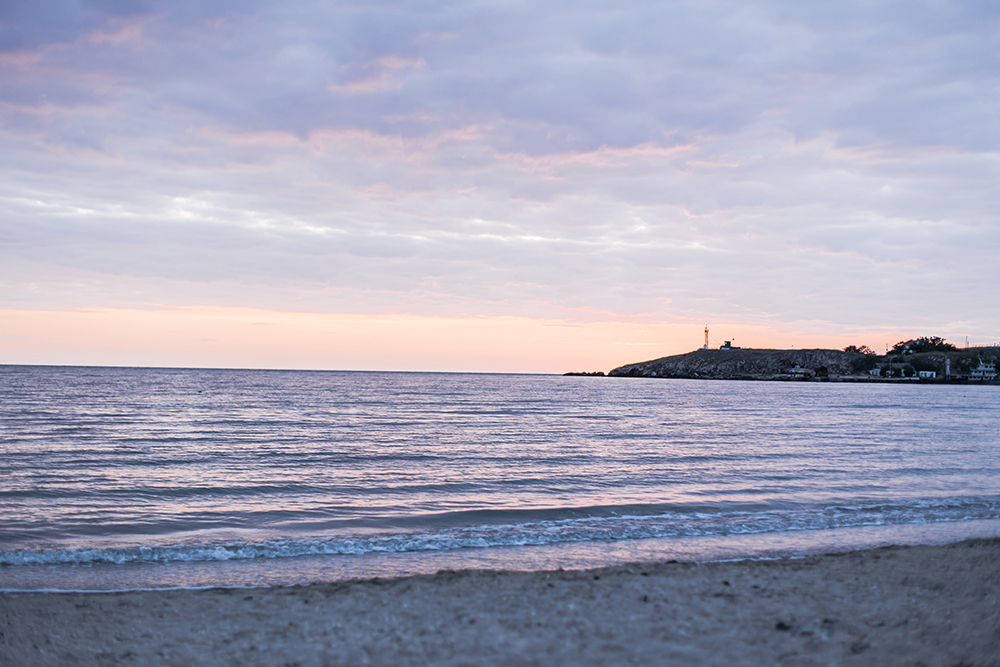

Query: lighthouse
(704, 325), (709, 350)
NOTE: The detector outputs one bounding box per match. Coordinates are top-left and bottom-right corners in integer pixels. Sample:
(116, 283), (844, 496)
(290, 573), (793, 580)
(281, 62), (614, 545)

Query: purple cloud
(1, 0), (998, 342)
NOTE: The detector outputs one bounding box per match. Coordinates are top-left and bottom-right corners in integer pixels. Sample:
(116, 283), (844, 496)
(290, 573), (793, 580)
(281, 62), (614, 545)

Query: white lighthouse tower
(704, 325), (709, 350)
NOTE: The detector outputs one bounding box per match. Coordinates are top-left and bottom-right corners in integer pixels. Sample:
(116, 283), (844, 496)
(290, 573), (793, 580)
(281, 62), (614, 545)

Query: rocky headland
(567, 343), (999, 382)
(607, 348), (871, 380)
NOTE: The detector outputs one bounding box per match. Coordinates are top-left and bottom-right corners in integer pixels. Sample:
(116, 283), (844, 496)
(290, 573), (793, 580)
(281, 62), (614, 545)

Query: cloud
(1, 0), (999, 364)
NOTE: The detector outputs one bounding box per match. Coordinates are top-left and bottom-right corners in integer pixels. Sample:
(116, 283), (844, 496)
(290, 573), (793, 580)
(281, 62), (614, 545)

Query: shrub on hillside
(890, 337), (956, 355)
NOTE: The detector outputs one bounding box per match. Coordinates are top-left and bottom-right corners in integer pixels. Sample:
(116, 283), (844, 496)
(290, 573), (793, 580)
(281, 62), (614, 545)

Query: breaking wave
(5, 496), (998, 567)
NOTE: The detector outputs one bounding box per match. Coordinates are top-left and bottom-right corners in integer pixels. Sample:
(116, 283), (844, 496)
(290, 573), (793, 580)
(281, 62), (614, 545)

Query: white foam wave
(3, 497), (998, 567)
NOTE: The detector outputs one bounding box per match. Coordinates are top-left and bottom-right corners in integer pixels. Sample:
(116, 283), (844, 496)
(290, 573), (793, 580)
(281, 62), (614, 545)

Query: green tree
(890, 337), (957, 355)
(908, 357), (938, 373)
(851, 355), (878, 372)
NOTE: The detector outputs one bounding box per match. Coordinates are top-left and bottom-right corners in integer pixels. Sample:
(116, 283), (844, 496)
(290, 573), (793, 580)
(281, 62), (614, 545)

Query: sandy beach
(1, 538), (998, 666)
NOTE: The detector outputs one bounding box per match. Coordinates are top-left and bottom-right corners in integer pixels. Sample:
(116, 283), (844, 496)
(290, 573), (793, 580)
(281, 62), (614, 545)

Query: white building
(918, 370), (936, 379)
(969, 359), (997, 381)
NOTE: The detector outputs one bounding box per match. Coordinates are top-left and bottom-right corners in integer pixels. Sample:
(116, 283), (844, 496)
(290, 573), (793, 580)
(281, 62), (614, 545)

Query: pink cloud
(328, 57), (426, 94)
(87, 17), (151, 45)
(0, 51), (43, 67)
(494, 141), (698, 177)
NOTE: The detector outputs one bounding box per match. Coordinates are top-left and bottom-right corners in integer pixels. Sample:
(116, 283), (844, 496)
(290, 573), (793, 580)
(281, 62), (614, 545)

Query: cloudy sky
(1, 0), (998, 372)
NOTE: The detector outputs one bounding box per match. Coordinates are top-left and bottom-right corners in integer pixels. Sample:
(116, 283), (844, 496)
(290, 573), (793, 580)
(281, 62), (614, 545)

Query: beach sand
(2, 538), (998, 666)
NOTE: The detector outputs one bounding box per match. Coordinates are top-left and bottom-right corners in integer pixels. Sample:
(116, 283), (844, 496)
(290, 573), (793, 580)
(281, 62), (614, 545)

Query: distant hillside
(606, 346), (1000, 380)
(608, 348), (868, 379)
(875, 347), (999, 378)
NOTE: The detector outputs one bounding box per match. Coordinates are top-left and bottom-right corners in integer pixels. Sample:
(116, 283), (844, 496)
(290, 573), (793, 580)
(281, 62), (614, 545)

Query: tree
(909, 356), (938, 373)
(851, 354), (878, 372)
(844, 345), (875, 354)
(890, 337), (956, 355)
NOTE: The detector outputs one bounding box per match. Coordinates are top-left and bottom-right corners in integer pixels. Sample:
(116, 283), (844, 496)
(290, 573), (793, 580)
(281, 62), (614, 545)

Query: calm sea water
(2, 365), (999, 591)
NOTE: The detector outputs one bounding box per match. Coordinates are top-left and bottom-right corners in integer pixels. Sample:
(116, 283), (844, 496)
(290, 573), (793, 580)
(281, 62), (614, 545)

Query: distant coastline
(567, 346), (1000, 383)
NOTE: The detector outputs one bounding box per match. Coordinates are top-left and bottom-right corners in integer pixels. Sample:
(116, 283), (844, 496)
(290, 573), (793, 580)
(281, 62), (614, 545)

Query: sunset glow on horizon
(0, 306), (934, 373)
(2, 2), (997, 372)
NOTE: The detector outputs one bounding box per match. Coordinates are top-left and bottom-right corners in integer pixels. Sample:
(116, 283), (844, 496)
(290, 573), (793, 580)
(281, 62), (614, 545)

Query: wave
(4, 496), (999, 568)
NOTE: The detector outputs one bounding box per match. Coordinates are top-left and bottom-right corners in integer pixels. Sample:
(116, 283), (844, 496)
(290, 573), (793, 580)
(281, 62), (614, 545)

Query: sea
(2, 365), (999, 592)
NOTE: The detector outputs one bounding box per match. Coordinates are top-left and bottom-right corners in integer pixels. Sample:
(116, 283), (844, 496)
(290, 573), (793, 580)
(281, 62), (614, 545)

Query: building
(918, 370), (936, 379)
(969, 359), (997, 381)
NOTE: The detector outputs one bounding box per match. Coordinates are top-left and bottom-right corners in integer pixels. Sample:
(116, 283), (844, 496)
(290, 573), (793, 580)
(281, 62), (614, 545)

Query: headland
(567, 345), (1000, 382)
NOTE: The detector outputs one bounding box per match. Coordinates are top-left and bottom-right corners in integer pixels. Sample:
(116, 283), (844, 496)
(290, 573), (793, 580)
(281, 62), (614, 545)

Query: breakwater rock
(608, 348), (862, 380)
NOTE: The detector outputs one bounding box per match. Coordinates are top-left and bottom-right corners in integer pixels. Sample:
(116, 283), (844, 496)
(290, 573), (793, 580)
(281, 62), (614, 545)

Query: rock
(608, 349), (862, 380)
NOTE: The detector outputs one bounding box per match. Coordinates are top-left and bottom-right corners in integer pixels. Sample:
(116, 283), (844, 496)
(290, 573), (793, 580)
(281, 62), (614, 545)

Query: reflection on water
(1, 365), (998, 590)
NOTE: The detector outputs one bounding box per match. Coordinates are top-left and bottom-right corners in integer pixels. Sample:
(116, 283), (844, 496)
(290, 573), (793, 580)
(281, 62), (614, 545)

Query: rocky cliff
(608, 348), (862, 379)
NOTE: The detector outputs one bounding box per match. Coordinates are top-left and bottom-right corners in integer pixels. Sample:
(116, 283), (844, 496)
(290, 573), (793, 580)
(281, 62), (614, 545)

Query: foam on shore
(2, 537), (998, 666)
(3, 518), (999, 593)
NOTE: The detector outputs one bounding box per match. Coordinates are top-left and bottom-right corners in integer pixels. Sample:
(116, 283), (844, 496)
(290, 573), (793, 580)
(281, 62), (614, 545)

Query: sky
(1, 0), (998, 372)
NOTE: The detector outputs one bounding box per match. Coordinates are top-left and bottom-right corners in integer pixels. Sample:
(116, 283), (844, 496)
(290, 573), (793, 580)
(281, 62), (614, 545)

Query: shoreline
(6, 517), (1000, 593)
(570, 373), (1000, 384)
(602, 345), (1000, 383)
(3, 537), (998, 666)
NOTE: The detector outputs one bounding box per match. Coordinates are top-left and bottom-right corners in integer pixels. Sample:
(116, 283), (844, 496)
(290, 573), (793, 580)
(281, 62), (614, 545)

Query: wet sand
(2, 538), (998, 666)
